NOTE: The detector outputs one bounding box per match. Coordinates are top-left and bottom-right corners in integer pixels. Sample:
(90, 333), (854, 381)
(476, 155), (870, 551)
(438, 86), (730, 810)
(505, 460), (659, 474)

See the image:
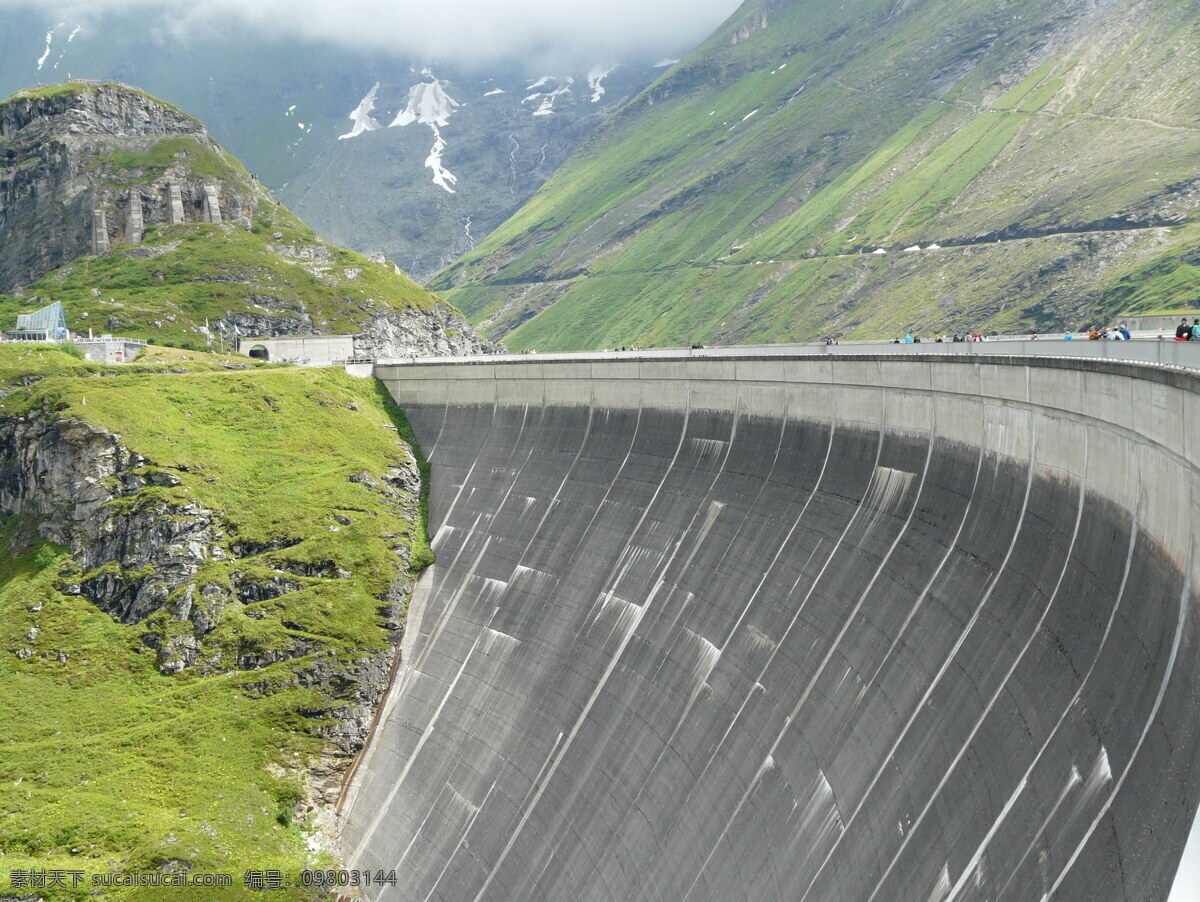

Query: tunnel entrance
(248, 345), (269, 361)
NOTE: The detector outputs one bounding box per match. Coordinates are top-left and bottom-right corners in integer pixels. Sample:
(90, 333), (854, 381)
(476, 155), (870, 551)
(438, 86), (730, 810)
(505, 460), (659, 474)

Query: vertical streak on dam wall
(347, 355), (1200, 901)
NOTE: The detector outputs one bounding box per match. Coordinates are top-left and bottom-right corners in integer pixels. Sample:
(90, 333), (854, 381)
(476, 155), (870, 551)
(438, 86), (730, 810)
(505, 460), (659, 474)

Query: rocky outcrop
(0, 403), (431, 853)
(0, 83), (260, 291)
(217, 301), (495, 358)
(0, 410), (130, 545)
(0, 84), (202, 141)
(220, 310), (313, 339)
(266, 243), (335, 263)
(0, 405), (419, 685)
(730, 10), (769, 45)
(78, 498), (223, 623)
(353, 304), (496, 358)
(0, 400), (428, 836)
(1, 81), (492, 357)
(0, 407), (225, 622)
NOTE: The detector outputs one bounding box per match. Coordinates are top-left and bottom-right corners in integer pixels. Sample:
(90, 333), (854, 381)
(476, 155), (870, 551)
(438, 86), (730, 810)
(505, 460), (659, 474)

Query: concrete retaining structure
(90, 209), (109, 255)
(236, 334), (355, 366)
(125, 191), (143, 245)
(75, 337), (146, 363)
(201, 185), (221, 223)
(165, 183), (185, 225)
(348, 353), (1200, 901)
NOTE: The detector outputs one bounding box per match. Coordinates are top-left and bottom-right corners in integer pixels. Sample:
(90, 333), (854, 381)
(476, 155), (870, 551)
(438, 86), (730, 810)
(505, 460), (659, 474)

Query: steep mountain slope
(0, 345), (432, 898)
(437, 0), (1200, 349)
(0, 82), (488, 356)
(0, 7), (664, 280)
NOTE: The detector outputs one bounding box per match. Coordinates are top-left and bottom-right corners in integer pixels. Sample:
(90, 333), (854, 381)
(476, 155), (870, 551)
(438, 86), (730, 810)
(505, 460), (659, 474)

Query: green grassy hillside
(436, 0), (1200, 348)
(0, 346), (428, 898)
(0, 207), (437, 350)
(0, 83), (452, 350)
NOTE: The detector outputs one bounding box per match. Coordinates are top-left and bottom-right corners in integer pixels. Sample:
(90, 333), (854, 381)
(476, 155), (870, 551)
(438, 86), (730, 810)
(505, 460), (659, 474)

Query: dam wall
(346, 353), (1200, 901)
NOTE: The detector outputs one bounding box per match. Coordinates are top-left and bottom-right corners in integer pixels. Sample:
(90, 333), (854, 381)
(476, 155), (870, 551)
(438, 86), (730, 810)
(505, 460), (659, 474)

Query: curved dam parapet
(346, 353), (1200, 901)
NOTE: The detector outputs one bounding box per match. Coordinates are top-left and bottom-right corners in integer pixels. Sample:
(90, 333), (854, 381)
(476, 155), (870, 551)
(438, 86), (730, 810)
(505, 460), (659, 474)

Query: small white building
(75, 336), (147, 363)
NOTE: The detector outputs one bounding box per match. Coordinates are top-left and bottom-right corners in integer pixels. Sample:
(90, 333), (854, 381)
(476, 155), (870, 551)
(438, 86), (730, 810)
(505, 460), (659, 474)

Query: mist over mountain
(0, 0), (738, 71)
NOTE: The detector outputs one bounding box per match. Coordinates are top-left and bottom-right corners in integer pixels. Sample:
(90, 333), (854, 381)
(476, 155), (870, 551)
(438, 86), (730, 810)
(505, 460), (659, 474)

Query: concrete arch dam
(345, 353), (1200, 901)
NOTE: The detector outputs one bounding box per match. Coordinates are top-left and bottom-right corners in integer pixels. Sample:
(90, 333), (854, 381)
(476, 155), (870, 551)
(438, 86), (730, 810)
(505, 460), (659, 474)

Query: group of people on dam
(1086, 323), (1133, 340)
(1175, 317), (1200, 340)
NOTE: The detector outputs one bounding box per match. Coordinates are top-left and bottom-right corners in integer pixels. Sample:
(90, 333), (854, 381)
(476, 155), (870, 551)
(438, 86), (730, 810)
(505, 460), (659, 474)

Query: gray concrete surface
(74, 337), (146, 363)
(166, 182), (185, 225)
(345, 353), (1200, 901)
(381, 336), (1200, 370)
(201, 184), (222, 224)
(236, 334), (355, 365)
(125, 190), (143, 245)
(90, 209), (109, 256)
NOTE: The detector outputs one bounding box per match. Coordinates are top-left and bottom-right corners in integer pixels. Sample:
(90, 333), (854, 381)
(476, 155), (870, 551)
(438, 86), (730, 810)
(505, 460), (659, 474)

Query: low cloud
(6, 0), (743, 68)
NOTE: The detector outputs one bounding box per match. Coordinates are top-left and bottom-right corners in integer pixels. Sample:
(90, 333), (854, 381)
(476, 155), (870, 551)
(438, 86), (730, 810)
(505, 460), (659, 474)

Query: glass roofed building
(5, 301), (69, 342)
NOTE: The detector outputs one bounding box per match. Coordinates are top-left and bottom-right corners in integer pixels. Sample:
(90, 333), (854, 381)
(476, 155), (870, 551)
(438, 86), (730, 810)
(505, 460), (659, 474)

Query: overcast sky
(6, 0), (744, 67)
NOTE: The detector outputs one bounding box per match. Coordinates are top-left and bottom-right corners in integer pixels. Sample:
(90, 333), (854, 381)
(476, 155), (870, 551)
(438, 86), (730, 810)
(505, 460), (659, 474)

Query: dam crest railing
(381, 338), (1200, 372)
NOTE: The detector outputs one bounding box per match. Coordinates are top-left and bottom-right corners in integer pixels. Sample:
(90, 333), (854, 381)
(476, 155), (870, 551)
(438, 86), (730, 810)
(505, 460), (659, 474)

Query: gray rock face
(0, 411), (129, 545)
(0, 397), (432, 844)
(282, 65), (663, 282)
(0, 83), (203, 144)
(0, 400), (423, 798)
(221, 310), (313, 339)
(353, 306), (497, 359)
(0, 407), (223, 622)
(80, 498), (222, 623)
(266, 243), (335, 262)
(0, 83), (258, 292)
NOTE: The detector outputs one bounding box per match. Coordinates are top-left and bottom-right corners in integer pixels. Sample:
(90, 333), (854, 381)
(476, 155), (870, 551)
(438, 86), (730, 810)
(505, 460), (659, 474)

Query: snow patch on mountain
(339, 82), (383, 140)
(390, 73), (461, 195)
(424, 127), (458, 193)
(588, 65), (615, 103)
(390, 77), (460, 127)
(37, 21), (79, 72)
(484, 88), (506, 97)
(654, 58), (680, 68)
(36, 26), (60, 70)
(523, 76), (574, 117)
